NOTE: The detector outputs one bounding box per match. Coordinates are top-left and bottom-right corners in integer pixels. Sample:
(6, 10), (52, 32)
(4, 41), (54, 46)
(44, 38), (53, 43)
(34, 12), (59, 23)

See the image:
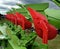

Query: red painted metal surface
(6, 12), (32, 30)
(27, 7), (57, 43)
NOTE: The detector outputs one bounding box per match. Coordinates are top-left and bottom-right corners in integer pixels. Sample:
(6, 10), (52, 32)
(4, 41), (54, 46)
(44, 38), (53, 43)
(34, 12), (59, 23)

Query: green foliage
(52, 0), (60, 7)
(7, 3), (49, 21)
(45, 9), (60, 29)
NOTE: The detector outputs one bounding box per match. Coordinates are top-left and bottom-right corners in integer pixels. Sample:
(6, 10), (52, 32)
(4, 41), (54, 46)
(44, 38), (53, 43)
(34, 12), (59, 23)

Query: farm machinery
(0, 2), (60, 49)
